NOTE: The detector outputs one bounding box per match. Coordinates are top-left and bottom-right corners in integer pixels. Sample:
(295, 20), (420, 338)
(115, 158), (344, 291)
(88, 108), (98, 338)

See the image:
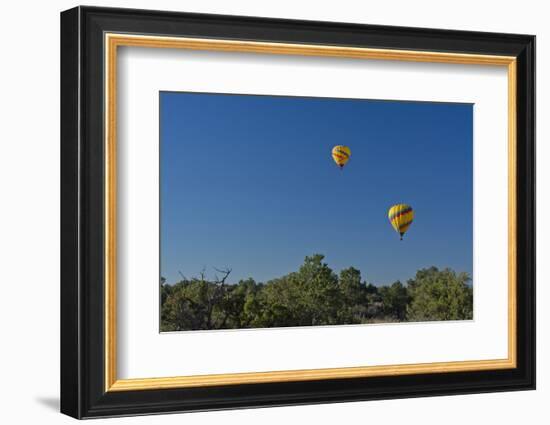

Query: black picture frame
(61, 5), (535, 419)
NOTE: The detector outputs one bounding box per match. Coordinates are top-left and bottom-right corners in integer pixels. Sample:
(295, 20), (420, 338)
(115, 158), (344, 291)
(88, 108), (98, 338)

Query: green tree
(160, 276), (171, 306)
(407, 267), (473, 321)
(160, 268), (232, 331)
(362, 283), (383, 321)
(222, 278), (262, 328)
(338, 267), (367, 323)
(260, 254), (341, 327)
(160, 257), (474, 330)
(379, 281), (409, 320)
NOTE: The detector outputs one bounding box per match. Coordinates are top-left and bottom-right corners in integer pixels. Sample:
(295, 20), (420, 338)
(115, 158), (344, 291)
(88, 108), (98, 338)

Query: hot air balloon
(388, 204), (414, 240)
(331, 145), (351, 169)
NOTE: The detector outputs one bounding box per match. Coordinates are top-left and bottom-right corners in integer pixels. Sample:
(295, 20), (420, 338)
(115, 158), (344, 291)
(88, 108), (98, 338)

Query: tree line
(161, 254), (473, 331)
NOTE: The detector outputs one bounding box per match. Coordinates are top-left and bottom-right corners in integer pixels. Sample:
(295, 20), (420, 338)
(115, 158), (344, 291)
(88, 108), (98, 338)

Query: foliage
(160, 255), (473, 331)
(406, 266), (473, 321)
(379, 281), (409, 321)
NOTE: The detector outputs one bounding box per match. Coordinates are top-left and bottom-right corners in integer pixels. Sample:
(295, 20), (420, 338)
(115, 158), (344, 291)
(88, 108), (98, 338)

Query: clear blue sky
(160, 92), (473, 286)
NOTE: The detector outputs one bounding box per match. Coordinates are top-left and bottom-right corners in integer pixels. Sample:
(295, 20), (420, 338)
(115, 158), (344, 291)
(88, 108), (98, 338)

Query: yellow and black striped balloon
(388, 204), (414, 240)
(331, 145), (351, 169)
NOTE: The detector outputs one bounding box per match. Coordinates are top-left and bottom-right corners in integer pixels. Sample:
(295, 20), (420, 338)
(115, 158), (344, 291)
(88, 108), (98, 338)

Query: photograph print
(160, 92), (474, 332)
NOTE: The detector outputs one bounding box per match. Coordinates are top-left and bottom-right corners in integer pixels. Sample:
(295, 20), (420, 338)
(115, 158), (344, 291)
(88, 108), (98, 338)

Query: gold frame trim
(104, 33), (517, 392)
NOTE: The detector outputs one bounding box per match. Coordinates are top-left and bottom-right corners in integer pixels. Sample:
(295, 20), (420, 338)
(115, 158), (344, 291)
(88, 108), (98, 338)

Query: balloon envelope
(388, 204), (414, 240)
(331, 145), (351, 169)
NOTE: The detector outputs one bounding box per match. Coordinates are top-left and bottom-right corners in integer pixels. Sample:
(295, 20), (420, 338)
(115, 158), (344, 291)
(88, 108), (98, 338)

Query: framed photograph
(60, 6), (535, 419)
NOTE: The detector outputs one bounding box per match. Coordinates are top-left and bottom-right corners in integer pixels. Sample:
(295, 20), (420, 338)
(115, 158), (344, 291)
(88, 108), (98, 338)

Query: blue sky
(160, 92), (473, 286)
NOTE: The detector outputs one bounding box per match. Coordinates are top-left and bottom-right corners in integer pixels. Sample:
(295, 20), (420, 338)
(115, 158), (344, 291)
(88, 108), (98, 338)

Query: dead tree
(205, 267), (232, 329)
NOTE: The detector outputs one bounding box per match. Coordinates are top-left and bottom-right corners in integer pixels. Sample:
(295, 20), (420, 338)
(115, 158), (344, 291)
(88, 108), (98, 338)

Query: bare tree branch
(199, 267), (207, 282)
(213, 267), (232, 285)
